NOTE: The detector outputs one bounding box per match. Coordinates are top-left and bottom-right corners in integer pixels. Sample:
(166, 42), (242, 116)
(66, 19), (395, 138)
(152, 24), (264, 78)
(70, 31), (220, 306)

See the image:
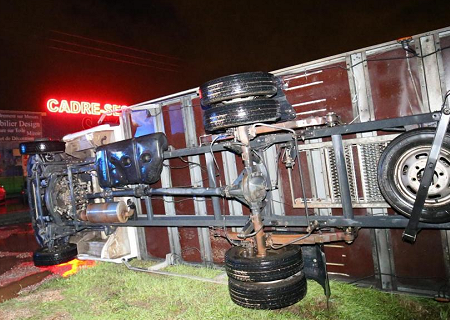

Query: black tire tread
(225, 245), (303, 282)
(203, 98), (280, 132)
(378, 127), (450, 223)
(228, 272), (307, 310)
(33, 243), (78, 266)
(200, 72), (277, 106)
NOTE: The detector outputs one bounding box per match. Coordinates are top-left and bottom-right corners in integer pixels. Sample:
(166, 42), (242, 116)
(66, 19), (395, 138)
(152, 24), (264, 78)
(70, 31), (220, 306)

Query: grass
(0, 261), (449, 320)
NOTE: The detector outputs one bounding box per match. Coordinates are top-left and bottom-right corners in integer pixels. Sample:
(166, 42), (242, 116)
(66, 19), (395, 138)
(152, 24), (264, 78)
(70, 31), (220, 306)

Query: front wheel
(378, 128), (450, 223)
(33, 243), (78, 266)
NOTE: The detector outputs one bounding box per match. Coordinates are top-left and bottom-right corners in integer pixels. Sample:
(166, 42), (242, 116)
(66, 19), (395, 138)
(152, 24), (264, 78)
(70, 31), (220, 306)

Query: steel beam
(78, 214), (450, 229)
(331, 135), (354, 219)
(181, 96), (213, 264)
(304, 112), (439, 140)
(222, 150), (243, 217)
(262, 145), (284, 216)
(420, 34), (444, 112)
(153, 105), (182, 257)
(205, 152), (222, 220)
(160, 112), (439, 161)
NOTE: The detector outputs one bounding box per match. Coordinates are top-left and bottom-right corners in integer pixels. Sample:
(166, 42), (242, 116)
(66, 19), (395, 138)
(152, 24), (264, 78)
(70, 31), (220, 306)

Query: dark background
(1, 0), (450, 136)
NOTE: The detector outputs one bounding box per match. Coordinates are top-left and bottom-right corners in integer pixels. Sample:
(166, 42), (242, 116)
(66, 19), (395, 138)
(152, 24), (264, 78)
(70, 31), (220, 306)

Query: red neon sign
(47, 99), (126, 116)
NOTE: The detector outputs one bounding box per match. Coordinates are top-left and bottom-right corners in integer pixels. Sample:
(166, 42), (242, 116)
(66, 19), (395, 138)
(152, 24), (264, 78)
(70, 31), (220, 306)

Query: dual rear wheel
(225, 245), (307, 310)
(200, 72), (282, 132)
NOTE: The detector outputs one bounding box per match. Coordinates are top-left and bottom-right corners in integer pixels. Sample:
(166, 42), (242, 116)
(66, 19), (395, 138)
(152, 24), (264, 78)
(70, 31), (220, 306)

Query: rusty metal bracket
(266, 231), (355, 246)
(225, 230), (355, 245)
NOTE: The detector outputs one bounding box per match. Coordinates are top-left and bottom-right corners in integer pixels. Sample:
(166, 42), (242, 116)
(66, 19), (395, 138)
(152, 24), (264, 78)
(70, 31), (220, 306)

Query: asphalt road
(0, 198), (30, 226)
(0, 199), (50, 302)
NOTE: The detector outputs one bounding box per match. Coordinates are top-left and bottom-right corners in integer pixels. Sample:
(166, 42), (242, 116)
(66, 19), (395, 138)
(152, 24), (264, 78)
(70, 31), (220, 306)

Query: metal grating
(296, 134), (398, 208)
(326, 146), (358, 202)
(358, 142), (389, 202)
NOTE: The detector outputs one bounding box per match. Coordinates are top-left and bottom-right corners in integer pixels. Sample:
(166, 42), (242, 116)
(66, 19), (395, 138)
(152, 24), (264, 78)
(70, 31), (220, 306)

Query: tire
(200, 72), (277, 106)
(33, 243), (78, 266)
(203, 98), (280, 132)
(225, 245), (303, 282)
(378, 128), (450, 223)
(228, 272), (307, 310)
(20, 140), (65, 155)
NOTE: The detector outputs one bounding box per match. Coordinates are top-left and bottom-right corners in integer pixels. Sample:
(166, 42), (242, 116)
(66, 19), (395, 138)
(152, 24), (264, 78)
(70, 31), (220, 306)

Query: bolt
(443, 108), (450, 115)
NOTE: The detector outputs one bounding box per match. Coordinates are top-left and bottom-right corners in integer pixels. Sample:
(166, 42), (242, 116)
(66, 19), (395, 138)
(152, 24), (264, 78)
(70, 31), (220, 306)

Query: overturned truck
(22, 27), (450, 309)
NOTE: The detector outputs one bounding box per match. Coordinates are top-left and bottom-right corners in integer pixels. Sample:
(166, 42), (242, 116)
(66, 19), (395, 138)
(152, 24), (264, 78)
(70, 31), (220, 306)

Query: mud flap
(302, 244), (330, 300)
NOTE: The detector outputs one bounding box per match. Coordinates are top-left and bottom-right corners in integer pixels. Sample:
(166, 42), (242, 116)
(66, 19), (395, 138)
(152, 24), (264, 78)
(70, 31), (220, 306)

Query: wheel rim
(394, 146), (450, 206)
(45, 174), (72, 219)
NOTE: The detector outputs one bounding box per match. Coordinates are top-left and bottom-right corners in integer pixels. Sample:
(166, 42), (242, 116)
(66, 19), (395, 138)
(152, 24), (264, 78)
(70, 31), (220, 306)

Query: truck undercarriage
(22, 70), (450, 309)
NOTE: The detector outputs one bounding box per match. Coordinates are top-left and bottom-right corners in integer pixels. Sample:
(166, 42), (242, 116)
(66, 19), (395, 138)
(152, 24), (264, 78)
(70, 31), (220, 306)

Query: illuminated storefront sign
(47, 99), (126, 116)
(0, 111), (42, 142)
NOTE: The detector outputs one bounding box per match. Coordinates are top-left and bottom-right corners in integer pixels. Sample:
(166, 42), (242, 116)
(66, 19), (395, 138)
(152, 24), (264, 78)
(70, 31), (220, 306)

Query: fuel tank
(96, 133), (168, 188)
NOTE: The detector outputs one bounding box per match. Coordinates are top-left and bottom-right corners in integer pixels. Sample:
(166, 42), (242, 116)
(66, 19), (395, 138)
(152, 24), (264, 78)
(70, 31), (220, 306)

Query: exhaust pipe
(84, 201), (134, 223)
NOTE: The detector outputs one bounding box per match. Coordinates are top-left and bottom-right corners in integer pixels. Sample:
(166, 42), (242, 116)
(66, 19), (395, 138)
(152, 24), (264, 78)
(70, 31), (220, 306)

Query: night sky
(1, 0), (450, 113)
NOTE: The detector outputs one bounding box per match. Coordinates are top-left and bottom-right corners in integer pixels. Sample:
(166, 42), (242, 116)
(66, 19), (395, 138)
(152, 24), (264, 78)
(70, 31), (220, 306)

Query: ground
(0, 200), (52, 304)
(0, 261), (449, 320)
(0, 201), (449, 319)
